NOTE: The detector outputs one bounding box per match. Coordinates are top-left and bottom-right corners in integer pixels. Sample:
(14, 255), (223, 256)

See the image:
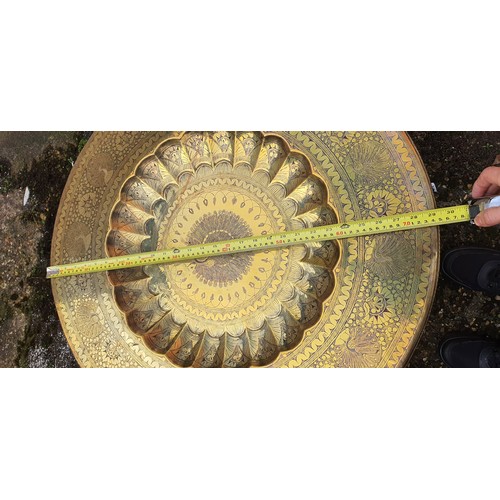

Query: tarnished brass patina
(51, 132), (438, 367)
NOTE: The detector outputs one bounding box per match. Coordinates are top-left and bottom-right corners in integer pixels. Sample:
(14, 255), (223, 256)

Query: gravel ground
(0, 131), (498, 368)
(0, 132), (90, 367)
(407, 132), (500, 367)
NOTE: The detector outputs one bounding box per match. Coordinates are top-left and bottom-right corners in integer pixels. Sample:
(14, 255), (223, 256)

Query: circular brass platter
(51, 132), (438, 367)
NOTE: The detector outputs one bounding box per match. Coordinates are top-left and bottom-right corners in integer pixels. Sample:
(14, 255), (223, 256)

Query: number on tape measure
(47, 204), (472, 278)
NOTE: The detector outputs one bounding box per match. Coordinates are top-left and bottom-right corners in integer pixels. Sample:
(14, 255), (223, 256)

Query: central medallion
(188, 210), (253, 287)
(155, 176), (289, 321)
(106, 132), (340, 367)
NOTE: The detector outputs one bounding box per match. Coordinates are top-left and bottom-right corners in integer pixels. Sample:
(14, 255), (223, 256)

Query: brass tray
(51, 132), (438, 367)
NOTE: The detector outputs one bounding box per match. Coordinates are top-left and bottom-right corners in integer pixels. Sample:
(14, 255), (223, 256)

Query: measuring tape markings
(47, 204), (472, 278)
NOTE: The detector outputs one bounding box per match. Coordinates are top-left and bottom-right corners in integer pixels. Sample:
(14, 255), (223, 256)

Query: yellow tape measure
(47, 203), (477, 279)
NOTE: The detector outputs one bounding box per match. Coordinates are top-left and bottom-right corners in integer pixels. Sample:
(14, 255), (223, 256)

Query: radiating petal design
(365, 233), (415, 280)
(365, 189), (401, 218)
(344, 140), (393, 184)
(334, 329), (382, 368)
(106, 132), (340, 367)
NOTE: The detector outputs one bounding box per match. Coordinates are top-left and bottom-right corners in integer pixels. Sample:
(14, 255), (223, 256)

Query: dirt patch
(0, 190), (42, 366)
(408, 132), (500, 367)
(0, 132), (90, 367)
(0, 132), (76, 176)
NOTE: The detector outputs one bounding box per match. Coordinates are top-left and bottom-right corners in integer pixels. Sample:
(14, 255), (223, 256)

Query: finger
(472, 166), (500, 198)
(485, 184), (500, 196)
(474, 206), (500, 227)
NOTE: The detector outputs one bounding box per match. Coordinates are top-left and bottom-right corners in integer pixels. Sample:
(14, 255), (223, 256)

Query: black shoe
(439, 336), (500, 368)
(442, 247), (500, 295)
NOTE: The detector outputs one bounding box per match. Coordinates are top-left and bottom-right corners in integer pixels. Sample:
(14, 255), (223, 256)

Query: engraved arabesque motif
(51, 131), (439, 367)
(106, 132), (339, 367)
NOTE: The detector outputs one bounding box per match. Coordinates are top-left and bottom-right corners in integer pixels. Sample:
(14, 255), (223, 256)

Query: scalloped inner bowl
(106, 132), (340, 367)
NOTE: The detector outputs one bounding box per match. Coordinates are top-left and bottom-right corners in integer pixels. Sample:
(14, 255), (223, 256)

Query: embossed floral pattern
(187, 211), (253, 286)
(106, 132), (339, 367)
(364, 285), (396, 326)
(334, 329), (381, 368)
(52, 131), (438, 368)
(74, 300), (103, 340)
(365, 233), (414, 280)
(344, 140), (393, 183)
(366, 190), (401, 218)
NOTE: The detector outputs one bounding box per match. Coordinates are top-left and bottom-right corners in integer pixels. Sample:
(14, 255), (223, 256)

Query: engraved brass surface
(51, 132), (438, 367)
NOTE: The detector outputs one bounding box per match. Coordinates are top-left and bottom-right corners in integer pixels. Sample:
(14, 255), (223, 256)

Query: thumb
(474, 206), (500, 227)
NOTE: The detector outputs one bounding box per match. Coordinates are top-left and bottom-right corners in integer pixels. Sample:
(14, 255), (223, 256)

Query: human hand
(471, 165), (500, 227)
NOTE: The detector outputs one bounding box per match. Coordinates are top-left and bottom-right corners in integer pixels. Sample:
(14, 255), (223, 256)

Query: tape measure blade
(47, 204), (471, 278)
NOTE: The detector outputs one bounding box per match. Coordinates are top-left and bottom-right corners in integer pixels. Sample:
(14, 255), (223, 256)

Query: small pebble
(23, 187), (30, 206)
